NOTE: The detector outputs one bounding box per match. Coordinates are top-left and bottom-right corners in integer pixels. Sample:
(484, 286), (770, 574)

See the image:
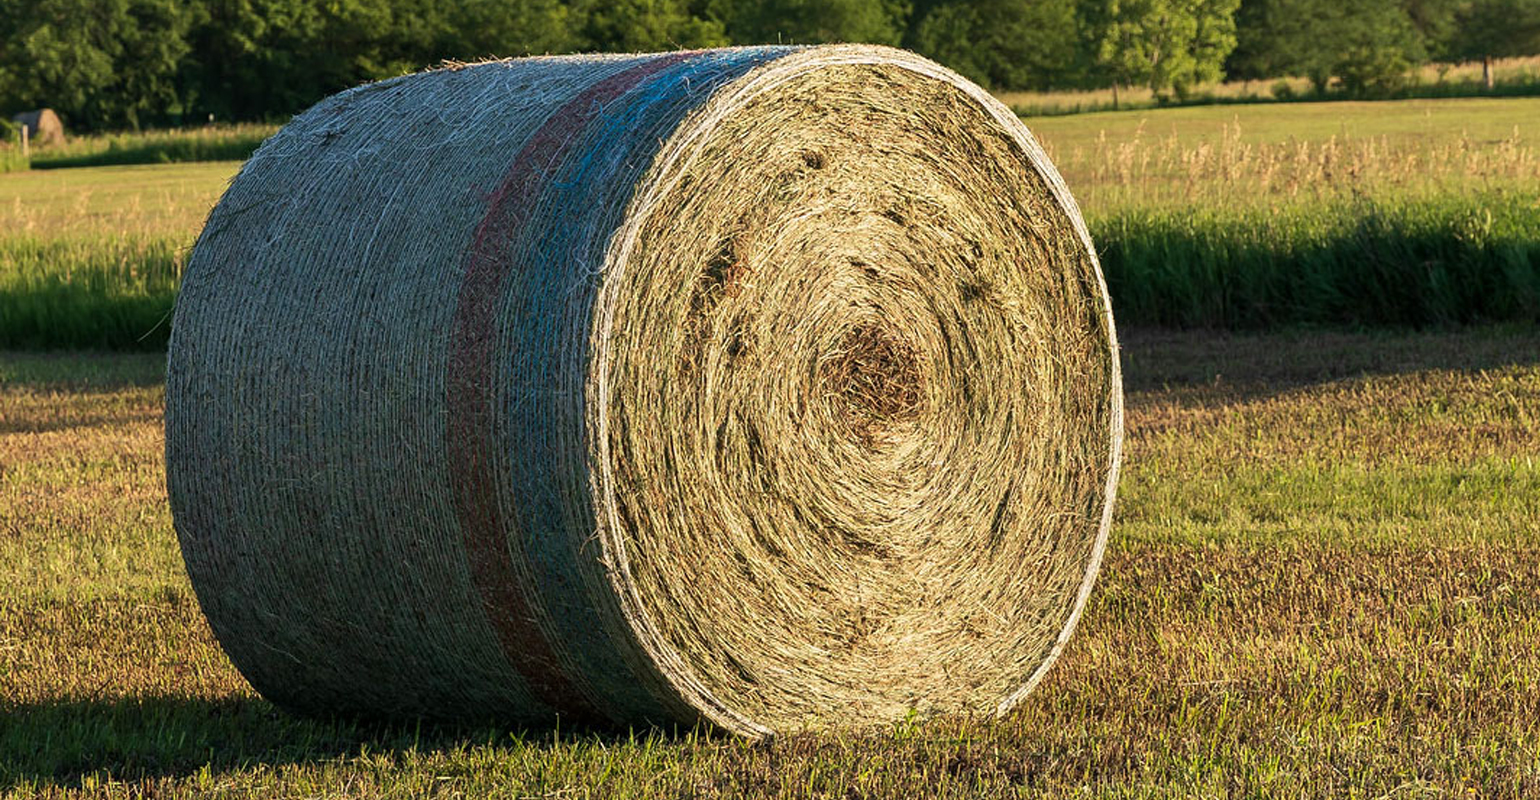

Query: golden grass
(1033, 108), (1540, 210)
(3, 98), (1536, 239)
(995, 55), (1540, 115)
(0, 162), (237, 240)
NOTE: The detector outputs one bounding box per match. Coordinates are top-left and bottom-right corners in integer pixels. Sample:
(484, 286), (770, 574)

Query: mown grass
(26, 125), (276, 171)
(3, 329), (1537, 797)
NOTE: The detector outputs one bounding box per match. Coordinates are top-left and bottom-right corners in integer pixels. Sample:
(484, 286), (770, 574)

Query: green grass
(0, 98), (1537, 349)
(0, 163), (230, 349)
(0, 149), (27, 174)
(1096, 191), (1540, 328)
(1028, 95), (1540, 156)
(27, 125), (275, 171)
(0, 161), (236, 239)
(0, 236), (183, 350)
(1, 123), (28, 174)
(3, 329), (1537, 797)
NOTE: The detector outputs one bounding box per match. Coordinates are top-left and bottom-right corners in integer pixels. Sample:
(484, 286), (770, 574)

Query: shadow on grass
(0, 407), (162, 436)
(28, 137), (266, 170)
(0, 695), (641, 789)
(1119, 326), (1540, 407)
(0, 350), (165, 391)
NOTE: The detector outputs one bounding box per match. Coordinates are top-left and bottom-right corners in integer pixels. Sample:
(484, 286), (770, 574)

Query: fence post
(19, 124), (27, 159)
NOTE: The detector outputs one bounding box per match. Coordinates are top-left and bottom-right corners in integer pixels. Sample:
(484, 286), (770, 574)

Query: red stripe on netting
(446, 54), (692, 721)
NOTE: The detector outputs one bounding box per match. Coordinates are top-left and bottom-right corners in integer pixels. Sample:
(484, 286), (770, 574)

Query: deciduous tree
(909, 0), (1080, 90)
(1093, 0), (1241, 101)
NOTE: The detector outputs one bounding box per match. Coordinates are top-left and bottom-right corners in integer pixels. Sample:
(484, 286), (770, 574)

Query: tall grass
(29, 125), (276, 170)
(5, 193), (1531, 350)
(0, 148), (27, 174)
(0, 121), (28, 174)
(0, 236), (182, 349)
(1000, 55), (1540, 116)
(1, 100), (1536, 349)
(1042, 116), (1540, 211)
(1095, 192), (1540, 328)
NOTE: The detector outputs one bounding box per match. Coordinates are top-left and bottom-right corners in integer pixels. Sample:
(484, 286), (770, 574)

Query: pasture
(4, 96), (1537, 349)
(5, 332), (1538, 797)
(2, 96), (1538, 797)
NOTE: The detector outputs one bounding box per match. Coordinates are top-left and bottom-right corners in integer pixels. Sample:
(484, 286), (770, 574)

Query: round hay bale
(166, 45), (1122, 737)
(10, 109), (64, 147)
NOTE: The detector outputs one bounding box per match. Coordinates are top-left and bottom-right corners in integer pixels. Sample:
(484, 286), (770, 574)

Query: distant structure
(10, 109), (65, 147)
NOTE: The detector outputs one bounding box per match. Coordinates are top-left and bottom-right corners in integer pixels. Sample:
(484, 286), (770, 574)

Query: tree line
(1, 0), (1537, 131)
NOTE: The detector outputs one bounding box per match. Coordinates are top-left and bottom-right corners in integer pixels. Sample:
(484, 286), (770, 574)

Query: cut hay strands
(166, 45), (1122, 738)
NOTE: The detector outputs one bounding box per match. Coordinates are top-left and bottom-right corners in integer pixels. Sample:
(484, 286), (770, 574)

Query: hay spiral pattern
(166, 45), (1122, 737)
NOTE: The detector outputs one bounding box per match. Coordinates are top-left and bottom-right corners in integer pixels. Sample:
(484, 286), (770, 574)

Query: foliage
(1446, 0), (1540, 62)
(1226, 0), (1540, 95)
(4, 0), (1540, 128)
(0, 0), (193, 131)
(715, 0), (908, 45)
(1005, 55), (1540, 115)
(577, 0), (727, 52)
(909, 0), (1080, 90)
(1304, 0), (1426, 94)
(1090, 0), (1242, 97)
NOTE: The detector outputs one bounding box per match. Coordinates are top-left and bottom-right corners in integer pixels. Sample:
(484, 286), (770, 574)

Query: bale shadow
(0, 695), (654, 789)
(0, 406), (162, 437)
(0, 350), (165, 392)
(1120, 326), (1540, 407)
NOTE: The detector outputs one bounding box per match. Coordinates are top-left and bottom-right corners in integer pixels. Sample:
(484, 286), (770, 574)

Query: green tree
(909, 0), (1081, 90)
(1449, 0), (1540, 87)
(1284, 0), (1423, 93)
(445, 0), (581, 57)
(0, 0), (192, 130)
(181, 0), (405, 123)
(1225, 0), (1306, 80)
(577, 0), (727, 51)
(1229, 0), (1457, 91)
(715, 0), (909, 45)
(1094, 0), (1242, 101)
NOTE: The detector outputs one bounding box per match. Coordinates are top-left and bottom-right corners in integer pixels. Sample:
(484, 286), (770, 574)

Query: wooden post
(19, 124), (27, 159)
(1483, 55), (1494, 91)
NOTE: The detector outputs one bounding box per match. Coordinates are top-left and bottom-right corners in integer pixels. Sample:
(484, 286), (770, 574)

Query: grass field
(26, 126), (275, 171)
(1000, 55), (1540, 116)
(2, 91), (1537, 796)
(4, 328), (1537, 796)
(1028, 97), (1540, 209)
(5, 95), (1536, 346)
(0, 163), (234, 349)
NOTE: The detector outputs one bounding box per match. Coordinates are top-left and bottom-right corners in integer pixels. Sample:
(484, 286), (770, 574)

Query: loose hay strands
(165, 45), (1122, 739)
